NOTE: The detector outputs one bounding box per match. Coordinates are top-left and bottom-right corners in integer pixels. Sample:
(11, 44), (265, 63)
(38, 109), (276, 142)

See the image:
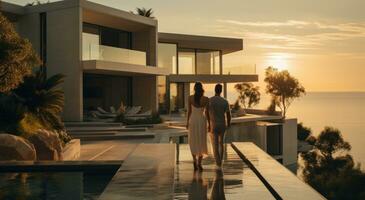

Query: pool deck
(99, 143), (176, 200)
(232, 142), (326, 200)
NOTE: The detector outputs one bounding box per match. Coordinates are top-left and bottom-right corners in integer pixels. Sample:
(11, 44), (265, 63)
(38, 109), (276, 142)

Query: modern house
(1, 0), (297, 168)
(157, 33), (257, 113)
(0, 0), (257, 121)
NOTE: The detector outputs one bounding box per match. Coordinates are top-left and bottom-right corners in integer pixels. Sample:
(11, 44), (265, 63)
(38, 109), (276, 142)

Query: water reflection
(187, 170), (226, 200)
(210, 170), (225, 200)
(0, 172), (113, 200)
(189, 172), (208, 200)
(174, 144), (244, 200)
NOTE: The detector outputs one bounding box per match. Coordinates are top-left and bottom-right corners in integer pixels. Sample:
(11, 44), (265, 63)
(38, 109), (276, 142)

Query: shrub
(0, 13), (40, 93)
(298, 122), (312, 141)
(234, 83), (260, 109)
(13, 71), (65, 131)
(301, 127), (365, 199)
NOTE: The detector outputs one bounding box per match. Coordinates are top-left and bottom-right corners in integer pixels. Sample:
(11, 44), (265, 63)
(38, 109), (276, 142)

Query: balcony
(169, 64), (258, 83)
(82, 44), (169, 76)
(83, 44), (146, 66)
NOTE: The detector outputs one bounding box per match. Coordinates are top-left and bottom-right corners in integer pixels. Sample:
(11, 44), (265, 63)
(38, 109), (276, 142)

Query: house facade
(1, 0), (299, 169)
(1, 0), (257, 121)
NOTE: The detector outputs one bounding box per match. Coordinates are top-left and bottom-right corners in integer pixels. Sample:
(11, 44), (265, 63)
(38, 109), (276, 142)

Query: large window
(83, 23), (132, 49)
(83, 74), (132, 112)
(157, 76), (168, 113)
(170, 83), (185, 113)
(177, 48), (221, 75)
(158, 43), (177, 74)
(196, 50), (220, 75)
(82, 32), (100, 60)
(178, 48), (196, 74)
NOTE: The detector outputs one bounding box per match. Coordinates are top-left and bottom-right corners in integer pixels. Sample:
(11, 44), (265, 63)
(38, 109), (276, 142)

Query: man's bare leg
(210, 133), (220, 166)
(217, 132), (225, 166)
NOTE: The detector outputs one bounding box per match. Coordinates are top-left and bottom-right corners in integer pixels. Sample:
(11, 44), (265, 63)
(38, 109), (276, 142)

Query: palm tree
(13, 70), (65, 131)
(132, 7), (155, 19)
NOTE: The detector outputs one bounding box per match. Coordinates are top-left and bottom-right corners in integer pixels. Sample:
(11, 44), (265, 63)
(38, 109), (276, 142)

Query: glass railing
(83, 44), (146, 66)
(222, 65), (257, 75)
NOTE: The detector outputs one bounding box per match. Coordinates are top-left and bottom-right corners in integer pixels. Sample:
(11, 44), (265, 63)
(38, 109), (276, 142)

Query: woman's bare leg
(198, 155), (203, 171)
(192, 154), (197, 170)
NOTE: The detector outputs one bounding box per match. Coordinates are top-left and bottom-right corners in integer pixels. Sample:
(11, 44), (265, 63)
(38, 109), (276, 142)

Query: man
(209, 84), (231, 169)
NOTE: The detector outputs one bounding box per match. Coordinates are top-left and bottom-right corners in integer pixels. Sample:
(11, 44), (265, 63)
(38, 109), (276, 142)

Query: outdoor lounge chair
(125, 110), (152, 119)
(125, 106), (142, 115)
(90, 110), (117, 119)
(110, 106), (117, 114)
(97, 107), (109, 114)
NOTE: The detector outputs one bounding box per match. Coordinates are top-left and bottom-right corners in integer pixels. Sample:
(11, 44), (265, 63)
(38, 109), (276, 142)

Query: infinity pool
(0, 171), (115, 200)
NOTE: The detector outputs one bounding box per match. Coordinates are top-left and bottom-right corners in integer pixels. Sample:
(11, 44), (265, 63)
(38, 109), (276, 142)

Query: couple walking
(186, 82), (231, 171)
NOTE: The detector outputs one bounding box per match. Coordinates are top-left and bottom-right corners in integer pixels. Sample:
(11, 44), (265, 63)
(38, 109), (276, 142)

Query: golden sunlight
(264, 53), (292, 71)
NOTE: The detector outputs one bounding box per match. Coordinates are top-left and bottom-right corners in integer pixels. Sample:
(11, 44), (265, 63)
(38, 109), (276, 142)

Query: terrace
(0, 139), (325, 199)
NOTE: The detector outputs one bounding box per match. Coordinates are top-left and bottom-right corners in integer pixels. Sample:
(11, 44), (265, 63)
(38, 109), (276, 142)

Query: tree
(301, 127), (365, 200)
(0, 13), (40, 93)
(234, 83), (260, 109)
(264, 66), (305, 117)
(13, 70), (65, 131)
(297, 122), (312, 141)
(132, 8), (155, 18)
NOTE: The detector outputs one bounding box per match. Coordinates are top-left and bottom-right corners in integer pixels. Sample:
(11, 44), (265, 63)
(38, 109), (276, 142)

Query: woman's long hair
(194, 82), (204, 106)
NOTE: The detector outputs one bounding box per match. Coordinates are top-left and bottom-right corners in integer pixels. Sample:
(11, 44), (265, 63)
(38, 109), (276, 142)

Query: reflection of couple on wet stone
(189, 169), (226, 200)
(186, 82), (231, 171)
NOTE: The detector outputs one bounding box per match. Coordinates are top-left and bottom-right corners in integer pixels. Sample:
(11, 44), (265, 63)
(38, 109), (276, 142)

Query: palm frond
(12, 70), (66, 131)
(134, 7), (155, 18)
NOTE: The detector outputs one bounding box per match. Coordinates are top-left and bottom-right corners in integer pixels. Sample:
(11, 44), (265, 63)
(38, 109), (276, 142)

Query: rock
(0, 133), (36, 161)
(28, 129), (63, 161)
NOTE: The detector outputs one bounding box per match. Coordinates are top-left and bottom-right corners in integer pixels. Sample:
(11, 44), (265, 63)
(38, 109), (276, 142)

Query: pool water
(0, 171), (115, 200)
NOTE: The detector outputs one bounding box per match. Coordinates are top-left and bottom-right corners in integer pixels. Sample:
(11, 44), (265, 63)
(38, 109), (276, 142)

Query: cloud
(217, 19), (310, 27)
(215, 19), (365, 52)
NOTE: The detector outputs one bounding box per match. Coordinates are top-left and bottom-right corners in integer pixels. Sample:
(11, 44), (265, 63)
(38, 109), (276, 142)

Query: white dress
(188, 105), (208, 156)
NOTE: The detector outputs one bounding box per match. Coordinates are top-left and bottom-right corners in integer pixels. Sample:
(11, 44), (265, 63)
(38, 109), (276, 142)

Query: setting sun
(264, 53), (292, 71)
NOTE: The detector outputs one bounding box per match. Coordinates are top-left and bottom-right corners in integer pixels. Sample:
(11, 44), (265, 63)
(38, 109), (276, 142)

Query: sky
(7, 0), (365, 92)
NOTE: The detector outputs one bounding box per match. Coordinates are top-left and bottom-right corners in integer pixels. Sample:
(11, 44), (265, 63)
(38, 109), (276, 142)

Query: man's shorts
(212, 126), (226, 135)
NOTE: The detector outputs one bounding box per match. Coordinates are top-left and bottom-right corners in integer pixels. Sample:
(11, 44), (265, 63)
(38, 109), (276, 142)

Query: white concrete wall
(227, 118), (298, 167)
(133, 76), (157, 112)
(282, 118), (298, 166)
(47, 6), (83, 121)
(18, 13), (40, 54)
(133, 27), (157, 67)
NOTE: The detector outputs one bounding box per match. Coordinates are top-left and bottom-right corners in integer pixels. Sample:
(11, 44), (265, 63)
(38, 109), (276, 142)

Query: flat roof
(159, 32), (243, 54)
(1, 0), (157, 30)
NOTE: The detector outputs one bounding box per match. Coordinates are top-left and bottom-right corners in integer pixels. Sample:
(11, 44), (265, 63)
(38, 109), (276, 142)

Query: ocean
(226, 92), (365, 168)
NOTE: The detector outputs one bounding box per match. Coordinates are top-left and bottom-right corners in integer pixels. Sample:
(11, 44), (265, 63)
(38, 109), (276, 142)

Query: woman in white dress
(186, 82), (210, 171)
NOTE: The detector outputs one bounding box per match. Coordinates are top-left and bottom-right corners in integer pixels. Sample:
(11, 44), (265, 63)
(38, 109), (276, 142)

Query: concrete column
(132, 26), (157, 67)
(184, 82), (190, 110)
(47, 6), (83, 121)
(282, 118), (298, 166)
(223, 82), (228, 98)
(133, 76), (158, 112)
